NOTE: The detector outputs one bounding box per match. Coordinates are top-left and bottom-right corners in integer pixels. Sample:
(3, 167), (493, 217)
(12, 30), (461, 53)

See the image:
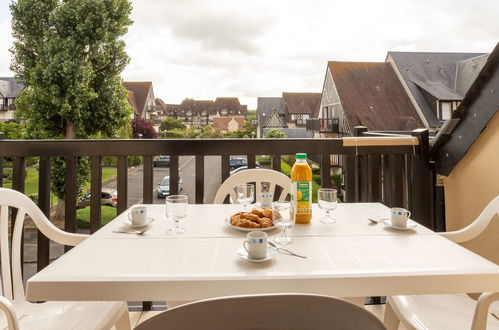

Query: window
(290, 114), (296, 120)
(221, 109), (228, 116)
(439, 101), (458, 121)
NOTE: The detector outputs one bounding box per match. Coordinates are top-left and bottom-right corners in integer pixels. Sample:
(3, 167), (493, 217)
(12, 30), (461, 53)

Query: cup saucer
(382, 219), (417, 230)
(237, 246), (277, 262)
(123, 217), (154, 228)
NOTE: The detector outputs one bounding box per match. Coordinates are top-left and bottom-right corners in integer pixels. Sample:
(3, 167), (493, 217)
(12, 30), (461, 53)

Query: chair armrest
(471, 292), (499, 330)
(0, 297), (20, 330)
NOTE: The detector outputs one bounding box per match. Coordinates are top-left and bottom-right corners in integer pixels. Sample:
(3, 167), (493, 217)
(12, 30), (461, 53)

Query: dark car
(229, 157), (247, 170)
(153, 155), (170, 167)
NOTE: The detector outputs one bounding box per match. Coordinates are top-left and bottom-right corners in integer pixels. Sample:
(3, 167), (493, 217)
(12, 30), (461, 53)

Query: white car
(157, 176), (183, 198)
(229, 165), (260, 176)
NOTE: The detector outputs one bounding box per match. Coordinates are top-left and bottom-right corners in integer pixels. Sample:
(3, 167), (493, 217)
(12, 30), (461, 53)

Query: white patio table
(26, 203), (499, 302)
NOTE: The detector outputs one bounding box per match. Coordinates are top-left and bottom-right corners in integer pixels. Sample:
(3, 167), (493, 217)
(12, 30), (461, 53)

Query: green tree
(159, 117), (186, 132)
(0, 121), (26, 139)
(264, 128), (287, 138)
(10, 0), (133, 218)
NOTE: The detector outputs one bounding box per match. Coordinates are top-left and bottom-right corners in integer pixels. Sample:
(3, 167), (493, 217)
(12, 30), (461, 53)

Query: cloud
(2, 0), (499, 110)
(0, 19), (13, 76)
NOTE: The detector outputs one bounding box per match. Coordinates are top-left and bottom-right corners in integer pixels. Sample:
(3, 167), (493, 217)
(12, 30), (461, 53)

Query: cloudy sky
(0, 0), (498, 108)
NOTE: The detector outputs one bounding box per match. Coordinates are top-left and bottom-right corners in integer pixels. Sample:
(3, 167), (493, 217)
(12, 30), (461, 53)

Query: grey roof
(0, 77), (24, 98)
(263, 127), (314, 139)
(387, 51), (485, 127)
(411, 79), (462, 100)
(455, 54), (489, 96)
(257, 97), (285, 135)
(431, 43), (499, 175)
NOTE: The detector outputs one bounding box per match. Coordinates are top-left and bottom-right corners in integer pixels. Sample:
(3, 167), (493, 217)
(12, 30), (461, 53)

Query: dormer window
(221, 109), (228, 116)
(438, 100), (460, 121)
(186, 111), (192, 117)
(201, 111), (207, 116)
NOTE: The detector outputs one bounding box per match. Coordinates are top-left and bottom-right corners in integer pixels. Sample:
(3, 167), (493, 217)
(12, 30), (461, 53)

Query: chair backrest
(440, 195), (499, 243)
(213, 169), (291, 204)
(135, 293), (386, 330)
(0, 188), (86, 302)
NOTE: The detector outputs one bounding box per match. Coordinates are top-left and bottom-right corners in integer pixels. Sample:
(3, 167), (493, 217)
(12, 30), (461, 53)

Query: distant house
(387, 51), (488, 129)
(256, 97), (286, 138)
(163, 97), (247, 128)
(430, 43), (498, 249)
(213, 117), (245, 134)
(282, 92), (321, 128)
(123, 82), (161, 127)
(312, 61), (423, 137)
(0, 77), (24, 122)
(256, 93), (320, 138)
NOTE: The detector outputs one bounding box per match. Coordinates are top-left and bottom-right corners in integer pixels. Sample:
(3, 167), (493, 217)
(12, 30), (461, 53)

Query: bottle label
(292, 181), (311, 214)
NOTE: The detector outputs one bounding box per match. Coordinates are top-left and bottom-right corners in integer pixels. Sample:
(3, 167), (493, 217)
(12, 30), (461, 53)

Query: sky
(1, 0), (498, 109)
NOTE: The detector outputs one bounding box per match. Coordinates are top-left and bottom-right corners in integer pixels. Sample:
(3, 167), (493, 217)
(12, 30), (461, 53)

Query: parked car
(229, 157), (247, 170)
(77, 188), (118, 209)
(229, 165), (260, 176)
(153, 155), (170, 167)
(157, 175), (183, 198)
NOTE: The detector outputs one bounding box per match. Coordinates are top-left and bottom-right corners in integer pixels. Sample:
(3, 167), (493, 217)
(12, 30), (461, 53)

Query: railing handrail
(0, 137), (418, 157)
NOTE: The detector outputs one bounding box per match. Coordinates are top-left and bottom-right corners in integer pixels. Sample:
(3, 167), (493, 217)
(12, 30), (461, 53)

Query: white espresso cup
(128, 205), (147, 226)
(243, 231), (268, 259)
(391, 208), (411, 228)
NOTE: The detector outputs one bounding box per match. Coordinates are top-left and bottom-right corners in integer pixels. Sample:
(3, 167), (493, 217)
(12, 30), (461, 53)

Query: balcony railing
(0, 127), (441, 273)
(306, 118), (340, 133)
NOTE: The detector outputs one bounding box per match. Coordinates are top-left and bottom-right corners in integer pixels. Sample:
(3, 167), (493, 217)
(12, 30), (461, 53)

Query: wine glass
(236, 184), (254, 211)
(272, 202), (294, 245)
(166, 195), (188, 235)
(318, 188), (338, 224)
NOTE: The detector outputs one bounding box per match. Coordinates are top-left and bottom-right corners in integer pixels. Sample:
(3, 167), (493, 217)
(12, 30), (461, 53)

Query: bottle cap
(296, 153), (307, 159)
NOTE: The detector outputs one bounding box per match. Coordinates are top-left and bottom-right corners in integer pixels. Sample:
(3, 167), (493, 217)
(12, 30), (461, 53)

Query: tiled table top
(26, 203), (499, 301)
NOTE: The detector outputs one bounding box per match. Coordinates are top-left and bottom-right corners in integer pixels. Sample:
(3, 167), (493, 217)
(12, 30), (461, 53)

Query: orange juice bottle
(291, 153), (312, 224)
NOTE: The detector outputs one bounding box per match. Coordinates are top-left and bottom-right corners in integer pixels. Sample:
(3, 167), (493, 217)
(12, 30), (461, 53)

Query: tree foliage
(0, 121), (27, 139)
(9, 0), (133, 201)
(159, 117), (186, 132)
(132, 117), (158, 139)
(264, 128), (287, 138)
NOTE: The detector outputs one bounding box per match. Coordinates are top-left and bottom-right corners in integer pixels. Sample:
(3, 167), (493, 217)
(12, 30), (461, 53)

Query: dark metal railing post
(353, 126), (367, 202)
(195, 156), (204, 204)
(64, 156), (77, 252)
(37, 156), (51, 271)
(410, 129), (434, 229)
(90, 156), (102, 234)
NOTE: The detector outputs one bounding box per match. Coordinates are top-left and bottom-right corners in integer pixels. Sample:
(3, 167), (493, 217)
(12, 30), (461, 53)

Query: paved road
(104, 156), (222, 207)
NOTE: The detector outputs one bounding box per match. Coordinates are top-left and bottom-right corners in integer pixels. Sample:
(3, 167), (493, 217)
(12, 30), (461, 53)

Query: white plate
(237, 246), (277, 262)
(382, 219), (417, 230)
(123, 217), (154, 228)
(225, 217), (275, 232)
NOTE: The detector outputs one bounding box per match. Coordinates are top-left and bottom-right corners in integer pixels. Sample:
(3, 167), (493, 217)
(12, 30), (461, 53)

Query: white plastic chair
(384, 195), (499, 330)
(213, 169), (291, 204)
(135, 293), (387, 330)
(0, 188), (131, 330)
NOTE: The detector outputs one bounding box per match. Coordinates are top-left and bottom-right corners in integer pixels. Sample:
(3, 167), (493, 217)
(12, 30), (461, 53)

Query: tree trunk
(54, 198), (65, 223)
(54, 121), (77, 222)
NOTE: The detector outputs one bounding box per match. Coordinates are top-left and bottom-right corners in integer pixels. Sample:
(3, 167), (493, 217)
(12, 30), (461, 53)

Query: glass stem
(282, 228), (287, 239)
(174, 218), (179, 229)
(326, 210), (330, 219)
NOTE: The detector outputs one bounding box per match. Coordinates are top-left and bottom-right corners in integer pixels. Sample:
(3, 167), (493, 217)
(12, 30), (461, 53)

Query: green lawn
(76, 205), (117, 228)
(3, 167), (117, 206)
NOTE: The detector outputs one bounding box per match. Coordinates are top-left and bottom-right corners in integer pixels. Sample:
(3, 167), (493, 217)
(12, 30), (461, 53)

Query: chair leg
(114, 305), (132, 330)
(384, 300), (400, 330)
